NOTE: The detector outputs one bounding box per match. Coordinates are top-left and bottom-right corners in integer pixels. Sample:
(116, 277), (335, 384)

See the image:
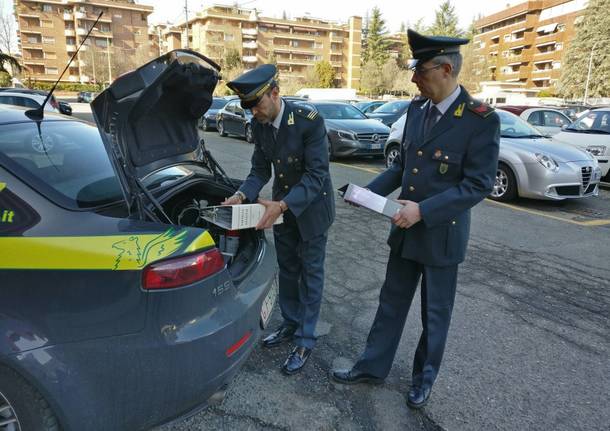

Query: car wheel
(385, 144), (400, 168)
(245, 124), (254, 143)
(327, 137), (336, 161)
(489, 163), (517, 202)
(217, 120), (227, 137)
(0, 365), (60, 431)
(201, 118), (209, 131)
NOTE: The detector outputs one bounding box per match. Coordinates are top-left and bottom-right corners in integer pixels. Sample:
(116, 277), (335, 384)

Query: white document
(200, 203), (284, 230)
(342, 183), (403, 218)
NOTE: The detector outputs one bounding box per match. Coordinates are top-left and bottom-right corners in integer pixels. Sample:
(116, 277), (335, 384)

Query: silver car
(383, 109), (601, 202)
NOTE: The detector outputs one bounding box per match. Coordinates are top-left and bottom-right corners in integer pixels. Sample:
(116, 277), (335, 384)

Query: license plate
(370, 143), (382, 150)
(260, 278), (277, 329)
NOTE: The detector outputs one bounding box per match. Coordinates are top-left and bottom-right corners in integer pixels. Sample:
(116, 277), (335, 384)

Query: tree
(360, 61), (383, 95)
(314, 60), (335, 88)
(557, 0), (610, 99)
(0, 51), (20, 75)
(0, 4), (15, 55)
(428, 0), (463, 37)
(460, 19), (491, 93)
(361, 7), (389, 67)
(224, 47), (242, 70)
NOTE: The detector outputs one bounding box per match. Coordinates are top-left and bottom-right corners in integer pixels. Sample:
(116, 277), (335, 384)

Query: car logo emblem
(372, 134), (379, 142)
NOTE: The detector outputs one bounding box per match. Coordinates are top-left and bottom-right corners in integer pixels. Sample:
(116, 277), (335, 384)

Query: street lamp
(583, 39), (610, 104)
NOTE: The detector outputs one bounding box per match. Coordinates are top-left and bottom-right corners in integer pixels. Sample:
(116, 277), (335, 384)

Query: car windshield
(313, 104), (367, 120)
(0, 120), (124, 209)
(210, 98), (227, 109)
(374, 101), (408, 114)
(565, 110), (610, 134)
(497, 110), (545, 138)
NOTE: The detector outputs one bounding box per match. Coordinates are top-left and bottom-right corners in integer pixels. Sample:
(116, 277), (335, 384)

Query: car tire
(217, 120), (227, 137)
(327, 138), (336, 161)
(385, 143), (400, 168)
(245, 124), (254, 143)
(0, 365), (60, 431)
(489, 163), (517, 202)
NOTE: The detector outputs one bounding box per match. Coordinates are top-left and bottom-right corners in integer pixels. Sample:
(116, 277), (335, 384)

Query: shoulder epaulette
(466, 98), (495, 118)
(295, 107), (319, 121)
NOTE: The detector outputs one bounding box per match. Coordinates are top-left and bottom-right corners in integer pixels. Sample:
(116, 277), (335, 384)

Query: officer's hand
(392, 200), (421, 229)
(221, 195), (242, 206)
(256, 199), (283, 230)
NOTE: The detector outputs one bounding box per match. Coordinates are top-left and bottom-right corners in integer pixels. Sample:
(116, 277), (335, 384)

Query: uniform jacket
(367, 86), (500, 266)
(239, 99), (335, 241)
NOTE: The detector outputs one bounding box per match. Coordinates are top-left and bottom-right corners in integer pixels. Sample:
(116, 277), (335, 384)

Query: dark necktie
(424, 105), (441, 137)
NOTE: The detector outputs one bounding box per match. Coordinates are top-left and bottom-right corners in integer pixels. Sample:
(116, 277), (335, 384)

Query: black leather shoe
(407, 385), (432, 409)
(262, 325), (296, 348)
(331, 368), (384, 385)
(281, 346), (312, 375)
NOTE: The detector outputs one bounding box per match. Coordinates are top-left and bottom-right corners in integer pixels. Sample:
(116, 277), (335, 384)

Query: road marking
(331, 162), (383, 174)
(485, 199), (610, 227)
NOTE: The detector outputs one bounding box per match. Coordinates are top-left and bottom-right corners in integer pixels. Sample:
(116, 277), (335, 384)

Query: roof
(0, 104), (74, 125)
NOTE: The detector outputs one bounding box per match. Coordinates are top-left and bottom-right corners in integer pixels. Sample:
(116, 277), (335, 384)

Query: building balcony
(66, 44), (77, 51)
(63, 13), (73, 20)
(533, 68), (553, 73)
(277, 58), (314, 66)
(21, 41), (43, 48)
(331, 61), (342, 67)
(330, 36), (343, 43)
(274, 33), (315, 42)
(242, 55), (257, 62)
(23, 60), (46, 66)
(20, 28), (42, 34)
(76, 28), (88, 36)
(243, 41), (257, 49)
(75, 12), (86, 19)
(242, 28), (258, 36)
(65, 29), (75, 36)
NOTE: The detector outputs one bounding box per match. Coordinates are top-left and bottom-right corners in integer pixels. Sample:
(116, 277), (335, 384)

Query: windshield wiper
(502, 134), (545, 139)
(570, 129), (610, 135)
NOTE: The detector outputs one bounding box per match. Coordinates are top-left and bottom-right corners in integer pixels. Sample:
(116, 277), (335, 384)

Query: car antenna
(26, 12), (104, 121)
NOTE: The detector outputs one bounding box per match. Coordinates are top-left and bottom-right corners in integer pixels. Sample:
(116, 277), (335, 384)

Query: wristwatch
(233, 191), (246, 203)
(278, 200), (288, 213)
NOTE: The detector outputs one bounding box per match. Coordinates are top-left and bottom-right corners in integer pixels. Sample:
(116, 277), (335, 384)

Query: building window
(224, 34), (234, 41)
(553, 61), (561, 69)
(504, 34), (510, 41)
(141, 13), (147, 21)
(45, 67), (58, 75)
(66, 37), (76, 45)
(314, 42), (323, 49)
(557, 24), (566, 32)
(502, 50), (509, 57)
(292, 40), (299, 47)
(44, 51), (57, 59)
(114, 13), (122, 19)
(95, 38), (108, 47)
(556, 42), (563, 50)
(42, 36), (55, 44)
(42, 4), (53, 13)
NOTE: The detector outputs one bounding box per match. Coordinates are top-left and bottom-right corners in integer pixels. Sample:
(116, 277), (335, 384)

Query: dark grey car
(0, 50), (277, 431)
(297, 101), (391, 159)
(198, 96), (230, 131)
(366, 100), (411, 127)
(216, 99), (254, 143)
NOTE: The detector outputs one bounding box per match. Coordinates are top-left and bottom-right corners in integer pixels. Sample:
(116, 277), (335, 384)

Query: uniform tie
(424, 105), (441, 137)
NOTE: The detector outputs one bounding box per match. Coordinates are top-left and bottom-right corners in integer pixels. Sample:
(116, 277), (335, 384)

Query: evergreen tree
(314, 60), (336, 88)
(224, 47), (242, 70)
(557, 0), (610, 99)
(361, 7), (390, 67)
(429, 0), (463, 37)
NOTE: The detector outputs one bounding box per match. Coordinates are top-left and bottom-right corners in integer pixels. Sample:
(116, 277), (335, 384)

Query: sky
(1, 0), (519, 35)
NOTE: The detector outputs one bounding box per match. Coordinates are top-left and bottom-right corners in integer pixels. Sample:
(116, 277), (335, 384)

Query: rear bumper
(332, 138), (386, 157)
(9, 240), (277, 431)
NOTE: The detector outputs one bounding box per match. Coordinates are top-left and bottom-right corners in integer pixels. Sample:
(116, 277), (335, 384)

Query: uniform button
(277, 159), (281, 163)
(412, 168), (418, 174)
(417, 150), (423, 156)
(279, 173), (284, 178)
(284, 185), (289, 190)
(452, 220), (456, 225)
(444, 155), (449, 160)
(323, 192), (327, 196)
(409, 186), (415, 192)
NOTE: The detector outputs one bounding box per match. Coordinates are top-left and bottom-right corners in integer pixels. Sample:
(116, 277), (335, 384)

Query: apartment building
(15, 0), (153, 83)
(175, 5), (362, 89)
(473, 0), (587, 90)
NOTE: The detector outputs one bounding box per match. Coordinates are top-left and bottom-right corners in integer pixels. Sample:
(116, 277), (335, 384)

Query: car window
(542, 111), (569, 127)
(497, 110), (545, 138)
(568, 111), (610, 133)
(528, 111), (543, 126)
(18, 96), (41, 109)
(225, 101), (236, 113)
(0, 121), (123, 209)
(210, 98), (227, 109)
(314, 104), (367, 120)
(0, 95), (17, 106)
(234, 104), (245, 116)
(374, 101), (408, 114)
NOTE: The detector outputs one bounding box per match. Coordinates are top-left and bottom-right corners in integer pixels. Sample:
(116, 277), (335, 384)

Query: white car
(553, 107), (610, 180)
(515, 107), (572, 136)
(0, 91), (59, 112)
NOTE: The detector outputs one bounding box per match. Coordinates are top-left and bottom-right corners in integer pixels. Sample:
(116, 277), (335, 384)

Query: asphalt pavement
(147, 132), (610, 431)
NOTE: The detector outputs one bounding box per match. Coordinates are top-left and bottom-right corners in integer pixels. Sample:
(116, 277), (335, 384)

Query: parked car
(383, 109), (601, 201)
(0, 50), (277, 431)
(552, 107), (610, 181)
(296, 100), (391, 159)
(558, 104), (591, 121)
(0, 87), (68, 114)
(198, 96), (230, 131)
(0, 91), (59, 112)
(365, 100), (411, 126)
(497, 105), (572, 136)
(354, 100), (385, 114)
(216, 99), (254, 142)
(76, 91), (97, 103)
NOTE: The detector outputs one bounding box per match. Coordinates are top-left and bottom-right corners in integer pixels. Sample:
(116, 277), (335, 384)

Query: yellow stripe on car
(0, 228), (215, 270)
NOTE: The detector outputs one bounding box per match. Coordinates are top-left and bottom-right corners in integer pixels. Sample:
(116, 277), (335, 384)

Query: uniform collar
(428, 85), (461, 115)
(271, 98), (285, 130)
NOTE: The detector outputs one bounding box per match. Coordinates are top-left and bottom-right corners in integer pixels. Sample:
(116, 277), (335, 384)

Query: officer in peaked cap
(332, 29), (500, 409)
(223, 64), (335, 375)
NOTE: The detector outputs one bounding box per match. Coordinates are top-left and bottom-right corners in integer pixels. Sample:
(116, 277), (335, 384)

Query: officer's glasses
(411, 63), (443, 75)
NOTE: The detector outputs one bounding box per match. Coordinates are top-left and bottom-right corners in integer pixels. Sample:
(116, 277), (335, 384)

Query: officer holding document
(222, 64), (335, 375)
(332, 30), (500, 409)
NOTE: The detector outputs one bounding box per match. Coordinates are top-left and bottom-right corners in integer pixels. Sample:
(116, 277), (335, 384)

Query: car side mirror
(561, 124), (568, 130)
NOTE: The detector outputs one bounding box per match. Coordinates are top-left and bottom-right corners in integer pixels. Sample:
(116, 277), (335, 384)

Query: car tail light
(142, 248), (225, 290)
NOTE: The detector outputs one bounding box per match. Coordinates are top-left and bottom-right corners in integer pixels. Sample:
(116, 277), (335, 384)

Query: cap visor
(241, 98), (259, 109)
